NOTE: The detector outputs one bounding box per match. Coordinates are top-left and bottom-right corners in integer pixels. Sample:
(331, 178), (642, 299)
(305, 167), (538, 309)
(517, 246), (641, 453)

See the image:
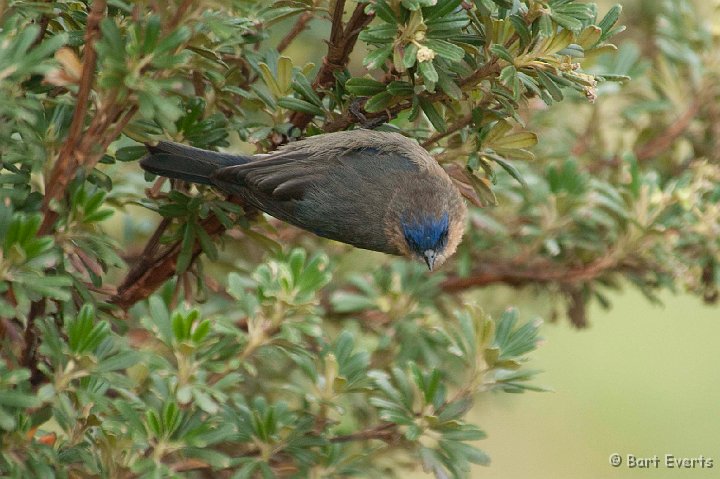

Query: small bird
(140, 130), (467, 270)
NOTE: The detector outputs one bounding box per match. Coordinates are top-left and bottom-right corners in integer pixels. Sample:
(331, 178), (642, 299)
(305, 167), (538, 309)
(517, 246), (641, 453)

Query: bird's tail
(140, 141), (251, 185)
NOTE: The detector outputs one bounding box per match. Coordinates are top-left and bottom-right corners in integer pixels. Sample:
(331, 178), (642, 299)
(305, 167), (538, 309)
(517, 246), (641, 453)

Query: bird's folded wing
(210, 148), (418, 201)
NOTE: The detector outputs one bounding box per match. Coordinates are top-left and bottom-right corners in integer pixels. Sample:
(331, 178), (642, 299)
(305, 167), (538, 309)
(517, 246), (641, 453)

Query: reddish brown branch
(21, 300), (46, 385)
(120, 217), (172, 290)
(635, 99), (701, 162)
(110, 214), (226, 310)
(103, 104), (139, 146)
(40, 0), (107, 235)
(284, 2), (374, 137)
(174, 422), (400, 474)
(441, 256), (619, 292)
(110, 197), (249, 310)
(167, 0), (195, 32)
(330, 423), (398, 443)
(31, 16), (51, 49)
(277, 11), (314, 53)
(588, 98), (703, 172)
(422, 112), (474, 148)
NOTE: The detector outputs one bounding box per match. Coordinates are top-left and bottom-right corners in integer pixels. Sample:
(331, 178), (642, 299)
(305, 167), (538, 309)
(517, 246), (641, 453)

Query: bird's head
(400, 213), (460, 271)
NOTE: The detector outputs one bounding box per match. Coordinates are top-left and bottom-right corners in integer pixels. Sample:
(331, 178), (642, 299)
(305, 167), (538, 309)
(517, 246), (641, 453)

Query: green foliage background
(0, 0), (718, 477)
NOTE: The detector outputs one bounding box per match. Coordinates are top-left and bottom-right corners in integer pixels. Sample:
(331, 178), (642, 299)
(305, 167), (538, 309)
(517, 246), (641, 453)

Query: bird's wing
(210, 147), (418, 201)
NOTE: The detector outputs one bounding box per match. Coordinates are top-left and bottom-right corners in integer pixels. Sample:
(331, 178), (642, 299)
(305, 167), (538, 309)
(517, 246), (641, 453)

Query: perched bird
(140, 130), (467, 270)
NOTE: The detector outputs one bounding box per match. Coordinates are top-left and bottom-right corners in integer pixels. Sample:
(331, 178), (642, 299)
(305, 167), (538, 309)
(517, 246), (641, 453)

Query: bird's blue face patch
(401, 213), (449, 256)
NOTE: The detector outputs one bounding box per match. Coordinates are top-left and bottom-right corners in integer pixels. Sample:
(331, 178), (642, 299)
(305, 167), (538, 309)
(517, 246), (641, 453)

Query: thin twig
(422, 112), (474, 148)
(111, 210), (232, 310)
(103, 104), (139, 146)
(283, 2), (374, 140)
(120, 217), (171, 290)
(167, 0), (195, 32)
(277, 11), (314, 53)
(635, 99), (701, 162)
(330, 423), (397, 443)
(441, 255), (620, 292)
(31, 16), (51, 49)
(40, 0), (107, 235)
(587, 98), (704, 172)
(29, 0), (54, 48)
(22, 300), (46, 385)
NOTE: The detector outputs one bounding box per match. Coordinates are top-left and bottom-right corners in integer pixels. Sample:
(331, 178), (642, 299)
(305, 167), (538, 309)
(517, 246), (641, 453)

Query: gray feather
(140, 131), (467, 261)
(140, 141), (250, 185)
(211, 147), (421, 254)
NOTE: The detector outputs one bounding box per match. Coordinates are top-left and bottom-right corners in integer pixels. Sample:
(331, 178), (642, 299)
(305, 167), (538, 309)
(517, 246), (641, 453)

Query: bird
(140, 129), (467, 270)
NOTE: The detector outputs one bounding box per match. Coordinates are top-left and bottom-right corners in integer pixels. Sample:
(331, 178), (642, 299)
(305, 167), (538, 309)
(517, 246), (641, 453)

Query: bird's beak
(423, 250), (436, 271)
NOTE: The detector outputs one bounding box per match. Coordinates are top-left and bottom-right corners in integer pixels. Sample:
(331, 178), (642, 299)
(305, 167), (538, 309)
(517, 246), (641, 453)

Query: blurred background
(471, 289), (720, 478)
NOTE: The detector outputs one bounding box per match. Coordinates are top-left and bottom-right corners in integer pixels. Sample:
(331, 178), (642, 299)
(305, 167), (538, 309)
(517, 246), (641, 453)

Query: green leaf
(0, 390), (41, 409)
(509, 15), (531, 47)
(437, 68), (462, 100)
(345, 77), (387, 96)
(194, 224), (218, 261)
(115, 145), (147, 162)
(557, 43), (585, 58)
(577, 25), (602, 49)
(96, 351), (141, 373)
(544, 29), (574, 55)
(258, 62), (284, 98)
(536, 69), (564, 102)
(176, 222), (196, 274)
(441, 424), (487, 441)
(403, 43), (419, 69)
(387, 81), (415, 97)
(331, 291), (377, 313)
(490, 44), (514, 63)
(277, 97), (324, 116)
(598, 4), (623, 41)
(418, 97), (446, 132)
(423, 0), (463, 21)
(451, 441), (491, 465)
(490, 131), (538, 150)
(418, 60), (439, 84)
(426, 13), (470, 35)
(276, 56), (293, 93)
(465, 169), (497, 206)
(363, 44), (393, 70)
(292, 72), (323, 106)
(487, 155), (527, 187)
(424, 39), (465, 63)
(154, 26), (191, 55)
(402, 0), (421, 11)
(365, 91), (395, 113)
(373, 0), (398, 23)
(360, 24), (399, 43)
(550, 13), (582, 32)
